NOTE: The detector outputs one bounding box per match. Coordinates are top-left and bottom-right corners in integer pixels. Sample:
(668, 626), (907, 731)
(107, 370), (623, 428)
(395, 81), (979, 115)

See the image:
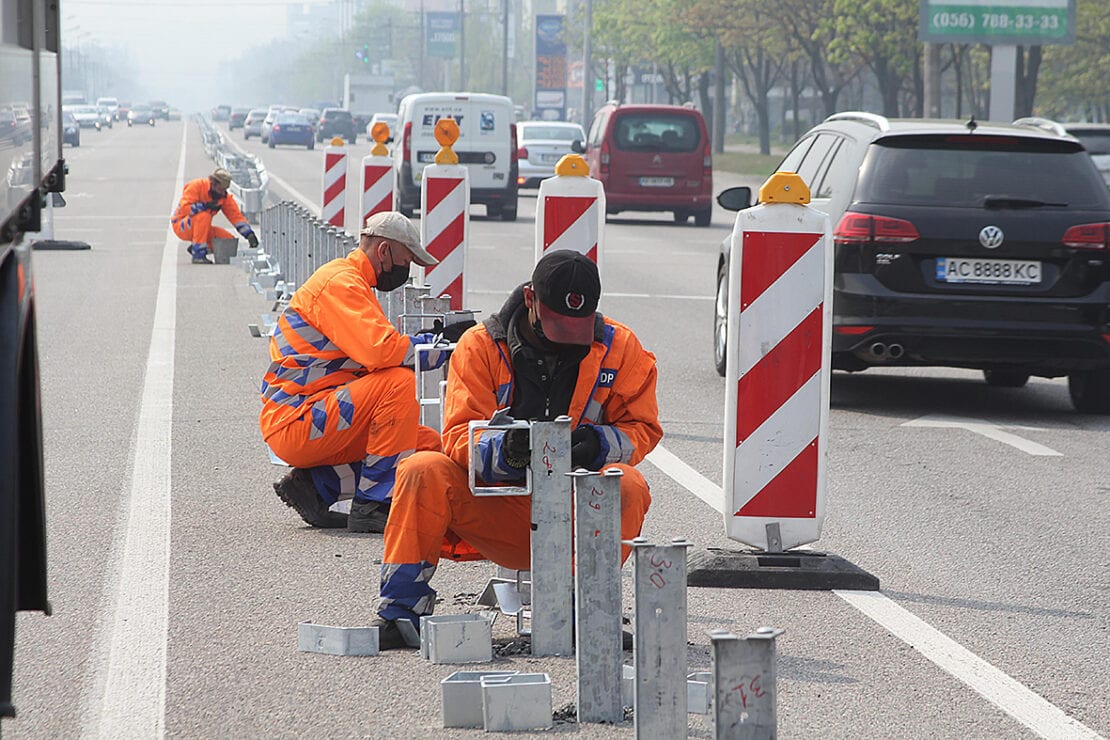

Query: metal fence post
(573, 467), (623, 724)
(529, 416), (573, 657)
(710, 627), (784, 740)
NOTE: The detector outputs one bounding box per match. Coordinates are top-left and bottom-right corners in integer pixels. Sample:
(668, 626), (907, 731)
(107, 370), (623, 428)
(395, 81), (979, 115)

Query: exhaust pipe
(869, 342), (887, 359)
(887, 343), (904, 359)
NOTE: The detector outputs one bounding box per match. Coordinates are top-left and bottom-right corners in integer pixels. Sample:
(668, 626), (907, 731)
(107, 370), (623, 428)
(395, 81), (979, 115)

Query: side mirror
(570, 139), (584, 154)
(716, 186), (752, 212)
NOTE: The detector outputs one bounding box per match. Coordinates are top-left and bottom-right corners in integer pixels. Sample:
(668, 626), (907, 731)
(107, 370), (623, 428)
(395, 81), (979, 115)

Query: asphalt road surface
(6, 119), (1107, 739)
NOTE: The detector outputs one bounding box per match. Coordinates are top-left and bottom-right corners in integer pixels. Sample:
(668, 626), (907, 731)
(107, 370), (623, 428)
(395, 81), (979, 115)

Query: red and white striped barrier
(360, 123), (393, 225)
(534, 154), (605, 274)
(322, 138), (347, 229)
(723, 172), (833, 551)
(420, 119), (469, 310)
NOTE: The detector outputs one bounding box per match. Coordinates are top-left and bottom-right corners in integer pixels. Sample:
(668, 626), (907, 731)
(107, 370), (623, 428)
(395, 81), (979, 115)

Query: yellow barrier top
(434, 118), (460, 165)
(330, 136), (346, 147)
(759, 171), (810, 204)
(370, 122), (390, 157)
(554, 153), (589, 177)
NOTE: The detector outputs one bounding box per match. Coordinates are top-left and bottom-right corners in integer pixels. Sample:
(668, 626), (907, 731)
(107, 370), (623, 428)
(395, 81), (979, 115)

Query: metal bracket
(296, 621), (378, 656)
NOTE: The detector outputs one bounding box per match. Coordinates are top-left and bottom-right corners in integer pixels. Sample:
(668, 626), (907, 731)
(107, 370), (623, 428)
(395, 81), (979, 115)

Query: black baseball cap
(531, 250), (600, 345)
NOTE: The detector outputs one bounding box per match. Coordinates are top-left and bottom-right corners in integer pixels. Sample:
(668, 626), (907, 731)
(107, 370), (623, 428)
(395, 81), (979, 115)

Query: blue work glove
(409, 332), (447, 371)
(246, 232), (259, 249)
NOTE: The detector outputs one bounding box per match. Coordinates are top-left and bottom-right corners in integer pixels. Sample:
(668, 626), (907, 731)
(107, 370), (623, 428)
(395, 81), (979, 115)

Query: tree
(828, 0), (920, 116)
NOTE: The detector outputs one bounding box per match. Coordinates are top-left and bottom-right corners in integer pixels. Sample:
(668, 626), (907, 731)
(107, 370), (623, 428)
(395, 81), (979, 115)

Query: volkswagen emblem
(979, 225), (1004, 249)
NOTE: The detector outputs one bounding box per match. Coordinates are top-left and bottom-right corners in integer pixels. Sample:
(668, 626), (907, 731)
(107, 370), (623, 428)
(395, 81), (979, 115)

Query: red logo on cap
(565, 292), (585, 311)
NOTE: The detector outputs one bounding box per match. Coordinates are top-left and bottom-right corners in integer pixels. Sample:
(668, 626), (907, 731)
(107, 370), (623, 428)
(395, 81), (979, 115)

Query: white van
(393, 92), (519, 221)
(96, 97), (120, 121)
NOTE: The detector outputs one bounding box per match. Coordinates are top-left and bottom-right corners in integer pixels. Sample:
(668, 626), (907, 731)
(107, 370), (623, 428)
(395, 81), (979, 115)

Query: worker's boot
(188, 243), (212, 264)
(348, 497), (390, 533)
(273, 468), (347, 528)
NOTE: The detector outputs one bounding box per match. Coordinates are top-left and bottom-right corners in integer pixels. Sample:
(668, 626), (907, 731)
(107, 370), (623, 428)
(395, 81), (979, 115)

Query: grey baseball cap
(360, 211), (438, 267)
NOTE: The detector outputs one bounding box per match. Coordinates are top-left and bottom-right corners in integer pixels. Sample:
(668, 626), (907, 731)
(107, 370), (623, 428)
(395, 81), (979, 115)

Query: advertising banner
(919, 0), (1075, 45)
(534, 14), (567, 121)
(427, 11), (460, 58)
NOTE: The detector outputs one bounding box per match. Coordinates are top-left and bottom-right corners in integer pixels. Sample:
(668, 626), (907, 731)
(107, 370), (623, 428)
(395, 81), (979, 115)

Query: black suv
(316, 108), (356, 144)
(714, 112), (1110, 413)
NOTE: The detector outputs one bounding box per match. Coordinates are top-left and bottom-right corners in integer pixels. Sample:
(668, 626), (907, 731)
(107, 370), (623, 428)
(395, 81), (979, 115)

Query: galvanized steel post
(710, 627), (784, 739)
(529, 416), (573, 657)
(630, 537), (693, 739)
(573, 467), (623, 724)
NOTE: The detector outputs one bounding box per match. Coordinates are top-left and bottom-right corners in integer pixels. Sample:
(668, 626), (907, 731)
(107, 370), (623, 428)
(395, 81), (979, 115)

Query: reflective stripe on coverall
(171, 177), (250, 248)
(259, 249), (440, 503)
(378, 314), (662, 626)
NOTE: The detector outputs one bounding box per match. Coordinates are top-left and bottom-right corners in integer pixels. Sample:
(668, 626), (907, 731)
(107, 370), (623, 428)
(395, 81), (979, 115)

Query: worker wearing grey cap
(259, 211), (476, 532)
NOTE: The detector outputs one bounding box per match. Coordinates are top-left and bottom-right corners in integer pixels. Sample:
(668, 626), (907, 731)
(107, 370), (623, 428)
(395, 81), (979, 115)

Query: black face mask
(375, 246), (410, 292)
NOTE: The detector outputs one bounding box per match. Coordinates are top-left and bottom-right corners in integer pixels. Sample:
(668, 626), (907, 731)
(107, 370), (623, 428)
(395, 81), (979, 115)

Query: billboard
(534, 14), (567, 121)
(427, 11), (460, 58)
(919, 0), (1075, 45)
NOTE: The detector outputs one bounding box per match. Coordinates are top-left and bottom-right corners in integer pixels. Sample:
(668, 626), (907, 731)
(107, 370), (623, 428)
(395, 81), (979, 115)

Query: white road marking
(835, 590), (1102, 740)
(91, 127), (182, 739)
(902, 415), (1063, 456)
(645, 443), (1097, 739)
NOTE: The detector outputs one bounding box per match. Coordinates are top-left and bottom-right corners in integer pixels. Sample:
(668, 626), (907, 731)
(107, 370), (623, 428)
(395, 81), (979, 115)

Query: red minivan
(581, 103), (713, 226)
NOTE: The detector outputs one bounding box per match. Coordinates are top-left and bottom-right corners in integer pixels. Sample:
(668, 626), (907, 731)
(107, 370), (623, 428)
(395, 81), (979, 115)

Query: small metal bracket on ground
(296, 622), (378, 656)
(481, 673), (553, 732)
(419, 613), (494, 664)
(687, 546), (879, 591)
(710, 627), (784, 739)
(441, 671), (519, 728)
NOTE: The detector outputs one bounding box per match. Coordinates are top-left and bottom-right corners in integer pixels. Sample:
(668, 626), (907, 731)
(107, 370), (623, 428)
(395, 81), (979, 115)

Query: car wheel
(244, 132), (250, 140)
(983, 369), (1030, 388)
(673, 210), (689, 224)
(694, 208), (712, 227)
(73, 137), (79, 147)
(307, 141), (314, 150)
(501, 207), (518, 222)
(487, 205), (502, 219)
(713, 261), (729, 377)
(268, 139), (275, 149)
(1067, 368), (1110, 413)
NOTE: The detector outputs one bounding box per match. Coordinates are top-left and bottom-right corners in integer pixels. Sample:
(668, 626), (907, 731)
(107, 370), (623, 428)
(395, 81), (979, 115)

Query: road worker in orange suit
(259, 211), (475, 532)
(171, 167), (259, 264)
(373, 249), (662, 648)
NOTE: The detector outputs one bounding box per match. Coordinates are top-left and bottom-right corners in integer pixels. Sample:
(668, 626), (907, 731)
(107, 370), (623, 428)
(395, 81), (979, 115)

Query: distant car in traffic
(515, 121), (586, 188)
(365, 112), (397, 142)
(269, 112), (315, 150)
(127, 104), (156, 127)
(62, 111), (80, 146)
(261, 105), (298, 144)
(712, 112), (1110, 414)
(316, 108), (356, 143)
(243, 108), (267, 140)
(96, 105), (114, 129)
(96, 96), (120, 121)
(66, 105), (102, 130)
(149, 99), (170, 120)
(1061, 122), (1110, 188)
(228, 107), (250, 130)
(298, 108), (321, 133)
(211, 104), (231, 121)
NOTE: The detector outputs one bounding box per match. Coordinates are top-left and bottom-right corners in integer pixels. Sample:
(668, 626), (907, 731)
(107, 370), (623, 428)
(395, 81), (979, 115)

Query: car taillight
(510, 125), (519, 165)
(703, 142), (712, 176)
(834, 212), (919, 244)
(516, 146), (528, 159)
(402, 121), (412, 162)
(600, 139), (610, 174)
(1061, 222), (1110, 250)
(272, 125), (280, 131)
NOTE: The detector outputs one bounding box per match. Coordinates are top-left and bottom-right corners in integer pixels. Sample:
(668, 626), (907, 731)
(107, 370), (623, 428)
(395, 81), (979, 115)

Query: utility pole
(581, 0), (592, 130)
(924, 42), (942, 117)
(419, 0), (425, 91)
(459, 0), (466, 90)
(501, 0), (509, 96)
(713, 38), (726, 154)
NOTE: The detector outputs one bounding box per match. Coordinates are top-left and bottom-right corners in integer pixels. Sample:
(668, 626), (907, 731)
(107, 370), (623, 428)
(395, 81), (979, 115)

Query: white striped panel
(362, 174), (392, 222)
(323, 156), (346, 190)
(737, 239), (825, 377)
(545, 199), (599, 256)
(731, 371), (822, 508)
(427, 242), (465, 298)
(423, 177), (467, 241)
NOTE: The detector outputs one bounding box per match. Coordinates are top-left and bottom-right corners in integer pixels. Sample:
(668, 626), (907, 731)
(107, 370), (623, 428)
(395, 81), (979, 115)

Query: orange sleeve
(299, 268), (411, 371)
(221, 193), (248, 226)
(598, 327), (662, 466)
(173, 179), (206, 221)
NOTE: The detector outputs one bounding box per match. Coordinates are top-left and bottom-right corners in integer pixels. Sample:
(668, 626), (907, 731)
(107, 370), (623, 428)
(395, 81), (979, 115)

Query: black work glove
(206, 200), (222, 212)
(246, 232), (259, 249)
(571, 425), (601, 470)
(439, 318), (477, 343)
(502, 428), (531, 469)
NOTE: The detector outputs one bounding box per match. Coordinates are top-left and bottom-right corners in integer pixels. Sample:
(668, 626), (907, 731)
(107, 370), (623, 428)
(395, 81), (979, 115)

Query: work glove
(206, 200), (222, 212)
(571, 425), (601, 470)
(246, 232), (259, 249)
(432, 317), (477, 343)
(409, 332), (447, 371)
(502, 428), (531, 469)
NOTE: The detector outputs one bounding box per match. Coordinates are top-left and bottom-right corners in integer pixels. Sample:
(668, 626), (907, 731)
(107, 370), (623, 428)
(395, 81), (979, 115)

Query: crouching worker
(373, 249), (662, 648)
(259, 211), (474, 532)
(172, 167), (259, 264)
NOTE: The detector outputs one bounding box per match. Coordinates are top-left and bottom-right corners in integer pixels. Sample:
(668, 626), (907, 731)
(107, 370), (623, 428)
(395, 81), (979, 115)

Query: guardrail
(194, 115), (269, 224)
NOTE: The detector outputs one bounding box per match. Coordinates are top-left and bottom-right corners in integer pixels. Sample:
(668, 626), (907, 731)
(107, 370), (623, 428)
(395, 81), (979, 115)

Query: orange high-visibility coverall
(171, 177), (249, 247)
(260, 249), (440, 505)
(378, 310), (661, 625)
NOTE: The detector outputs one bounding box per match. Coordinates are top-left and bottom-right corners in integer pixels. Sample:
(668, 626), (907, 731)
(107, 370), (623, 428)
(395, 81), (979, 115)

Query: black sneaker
(273, 469), (347, 528)
(372, 617), (417, 650)
(348, 498), (390, 533)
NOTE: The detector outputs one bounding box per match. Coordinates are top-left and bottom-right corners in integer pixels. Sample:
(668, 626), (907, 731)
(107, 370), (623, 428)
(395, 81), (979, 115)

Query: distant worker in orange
(259, 211), (475, 532)
(171, 167), (259, 264)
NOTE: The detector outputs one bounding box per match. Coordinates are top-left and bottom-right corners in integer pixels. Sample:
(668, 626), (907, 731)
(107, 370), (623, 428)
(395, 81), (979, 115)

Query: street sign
(919, 0), (1076, 45)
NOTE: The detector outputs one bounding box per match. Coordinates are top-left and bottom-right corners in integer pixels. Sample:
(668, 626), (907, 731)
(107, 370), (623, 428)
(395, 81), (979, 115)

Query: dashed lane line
(645, 443), (1100, 739)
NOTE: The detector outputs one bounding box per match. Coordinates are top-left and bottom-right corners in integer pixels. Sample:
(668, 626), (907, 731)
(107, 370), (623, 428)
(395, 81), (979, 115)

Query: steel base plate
(687, 547), (879, 591)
